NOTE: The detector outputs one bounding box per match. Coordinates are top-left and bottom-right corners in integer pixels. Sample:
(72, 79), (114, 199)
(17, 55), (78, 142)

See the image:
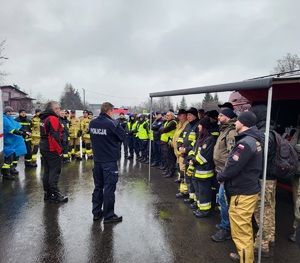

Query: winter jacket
(89, 112), (126, 162)
(40, 110), (63, 155)
(3, 114), (27, 157)
(249, 104), (277, 180)
(151, 117), (164, 141)
(213, 119), (237, 173)
(177, 119), (200, 164)
(217, 126), (263, 196)
(189, 135), (216, 180)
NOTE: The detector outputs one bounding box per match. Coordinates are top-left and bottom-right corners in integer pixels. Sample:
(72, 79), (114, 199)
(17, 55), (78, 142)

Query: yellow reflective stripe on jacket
(19, 122), (31, 126)
(211, 131), (220, 136)
(186, 165), (194, 177)
(31, 132), (40, 137)
(194, 169), (214, 179)
(188, 131), (196, 141)
(188, 150), (195, 156)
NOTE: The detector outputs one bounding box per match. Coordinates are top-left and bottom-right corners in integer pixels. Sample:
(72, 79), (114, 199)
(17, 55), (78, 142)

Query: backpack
(268, 130), (299, 179)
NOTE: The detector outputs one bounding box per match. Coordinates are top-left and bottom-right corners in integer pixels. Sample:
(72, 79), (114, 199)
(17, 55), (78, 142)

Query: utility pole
(82, 88), (86, 109)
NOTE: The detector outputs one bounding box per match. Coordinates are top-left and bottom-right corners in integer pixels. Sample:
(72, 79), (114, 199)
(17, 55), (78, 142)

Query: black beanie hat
(237, 111), (257, 127)
(207, 110), (219, 120)
(186, 107), (198, 118)
(220, 108), (237, 119)
(199, 117), (211, 130)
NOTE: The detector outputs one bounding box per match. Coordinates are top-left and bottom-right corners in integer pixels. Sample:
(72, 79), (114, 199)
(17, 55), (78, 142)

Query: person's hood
(249, 104), (267, 130)
(39, 110), (58, 120)
(236, 125), (262, 142)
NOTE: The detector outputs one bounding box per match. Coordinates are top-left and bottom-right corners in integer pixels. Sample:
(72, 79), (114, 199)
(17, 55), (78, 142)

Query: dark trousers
(24, 139), (33, 164)
(139, 139), (148, 158)
(92, 161), (119, 219)
(194, 179), (212, 211)
(161, 144), (176, 172)
(119, 139), (128, 157)
(152, 140), (162, 165)
(41, 150), (62, 193)
(127, 136), (139, 156)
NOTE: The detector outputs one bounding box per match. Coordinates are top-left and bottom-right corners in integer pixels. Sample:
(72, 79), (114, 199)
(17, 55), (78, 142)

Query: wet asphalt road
(0, 155), (299, 263)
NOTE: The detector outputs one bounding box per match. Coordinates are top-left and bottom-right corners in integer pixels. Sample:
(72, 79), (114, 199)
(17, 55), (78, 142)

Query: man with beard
(211, 108), (237, 242)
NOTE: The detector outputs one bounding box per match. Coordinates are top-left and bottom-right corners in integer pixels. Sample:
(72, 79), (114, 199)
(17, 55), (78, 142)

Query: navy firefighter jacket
(89, 112), (126, 163)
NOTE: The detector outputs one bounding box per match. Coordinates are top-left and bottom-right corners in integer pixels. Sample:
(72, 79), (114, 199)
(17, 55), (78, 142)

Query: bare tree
(271, 53), (300, 75)
(130, 96), (174, 114)
(0, 40), (8, 80)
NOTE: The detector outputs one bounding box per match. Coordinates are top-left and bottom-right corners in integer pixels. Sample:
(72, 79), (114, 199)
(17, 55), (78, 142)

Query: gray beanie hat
(4, 106), (14, 113)
(237, 111), (257, 127)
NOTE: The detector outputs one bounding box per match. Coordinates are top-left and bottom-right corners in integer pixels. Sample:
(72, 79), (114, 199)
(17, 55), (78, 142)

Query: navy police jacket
(217, 126), (263, 196)
(89, 113), (126, 163)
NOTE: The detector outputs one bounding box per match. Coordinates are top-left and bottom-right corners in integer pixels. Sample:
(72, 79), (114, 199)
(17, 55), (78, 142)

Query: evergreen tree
(179, 96), (188, 109)
(203, 93), (214, 102)
(60, 83), (84, 110)
(202, 92), (218, 111)
(213, 93), (219, 102)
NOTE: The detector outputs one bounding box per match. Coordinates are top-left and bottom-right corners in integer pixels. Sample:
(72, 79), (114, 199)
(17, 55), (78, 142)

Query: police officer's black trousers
(41, 150), (62, 193)
(92, 161), (119, 219)
(152, 140), (162, 165)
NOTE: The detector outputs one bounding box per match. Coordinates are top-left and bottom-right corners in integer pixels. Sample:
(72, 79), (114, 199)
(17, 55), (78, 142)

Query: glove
(13, 130), (26, 138)
(77, 130), (82, 137)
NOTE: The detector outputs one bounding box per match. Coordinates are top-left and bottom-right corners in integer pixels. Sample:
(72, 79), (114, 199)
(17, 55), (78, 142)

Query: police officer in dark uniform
(89, 102), (126, 223)
(116, 112), (128, 158)
(151, 111), (164, 167)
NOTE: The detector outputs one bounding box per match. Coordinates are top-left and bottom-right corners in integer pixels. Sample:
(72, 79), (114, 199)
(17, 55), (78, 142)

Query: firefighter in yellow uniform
(31, 109), (41, 165)
(68, 110), (82, 160)
(81, 110), (93, 160)
(80, 110), (89, 158)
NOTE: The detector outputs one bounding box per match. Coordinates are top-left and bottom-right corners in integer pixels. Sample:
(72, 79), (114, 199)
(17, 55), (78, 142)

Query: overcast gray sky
(0, 0), (299, 107)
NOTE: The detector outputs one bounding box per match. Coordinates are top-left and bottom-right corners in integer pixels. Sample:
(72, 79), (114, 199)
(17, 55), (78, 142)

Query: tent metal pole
(257, 86), (273, 263)
(148, 97), (153, 181)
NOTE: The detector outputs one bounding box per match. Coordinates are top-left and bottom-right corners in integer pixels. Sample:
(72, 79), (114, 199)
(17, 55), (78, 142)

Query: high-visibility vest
(161, 119), (177, 143)
(136, 121), (148, 139)
(127, 121), (138, 132)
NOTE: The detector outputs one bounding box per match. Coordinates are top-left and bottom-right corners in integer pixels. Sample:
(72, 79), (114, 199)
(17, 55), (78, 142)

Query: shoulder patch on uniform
(232, 154), (239, 161)
(237, 144), (245, 150)
(202, 144), (207, 149)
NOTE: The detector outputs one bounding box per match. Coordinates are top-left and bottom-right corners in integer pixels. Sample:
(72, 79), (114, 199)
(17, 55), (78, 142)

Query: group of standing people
(2, 100), (300, 261)
(112, 102), (300, 263)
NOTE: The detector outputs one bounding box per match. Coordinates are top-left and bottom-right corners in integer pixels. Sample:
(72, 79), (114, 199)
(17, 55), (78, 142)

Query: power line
(84, 88), (146, 100)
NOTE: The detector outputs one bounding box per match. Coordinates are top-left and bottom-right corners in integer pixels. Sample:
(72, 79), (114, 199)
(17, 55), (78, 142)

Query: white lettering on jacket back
(90, 128), (107, 135)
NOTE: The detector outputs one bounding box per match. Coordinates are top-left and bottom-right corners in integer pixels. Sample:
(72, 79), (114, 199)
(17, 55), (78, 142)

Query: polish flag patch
(233, 154), (239, 161)
(237, 144), (245, 150)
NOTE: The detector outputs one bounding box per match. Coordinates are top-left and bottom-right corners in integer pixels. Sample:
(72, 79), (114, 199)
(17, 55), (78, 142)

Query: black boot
(10, 165), (19, 175)
(2, 167), (15, 180)
(25, 162), (37, 167)
(49, 191), (68, 203)
(44, 191), (50, 201)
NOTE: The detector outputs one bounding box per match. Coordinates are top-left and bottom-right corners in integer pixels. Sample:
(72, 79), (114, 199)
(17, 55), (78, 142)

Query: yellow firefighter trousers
(229, 194), (258, 263)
